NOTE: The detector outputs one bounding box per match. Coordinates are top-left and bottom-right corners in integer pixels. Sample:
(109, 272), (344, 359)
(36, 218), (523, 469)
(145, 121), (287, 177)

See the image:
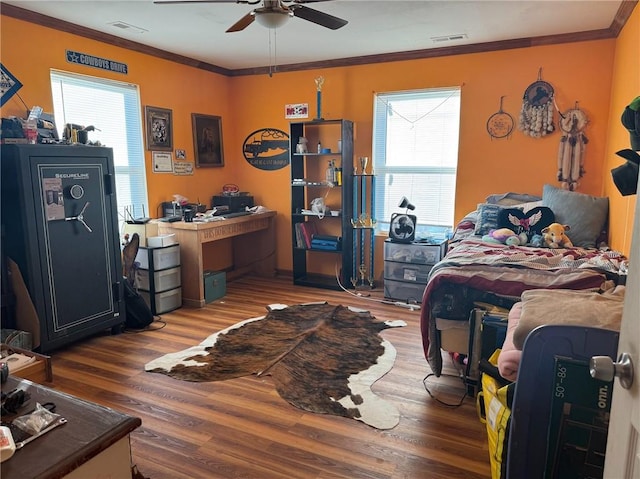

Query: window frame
(372, 87), (461, 238)
(50, 69), (148, 227)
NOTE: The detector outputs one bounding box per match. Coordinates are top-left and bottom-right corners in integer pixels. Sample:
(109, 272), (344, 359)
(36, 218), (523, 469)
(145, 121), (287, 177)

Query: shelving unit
(290, 119), (354, 290)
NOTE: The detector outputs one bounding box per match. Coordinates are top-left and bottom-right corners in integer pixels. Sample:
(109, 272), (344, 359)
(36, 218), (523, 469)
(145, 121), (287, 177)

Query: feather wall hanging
(518, 68), (555, 138)
(557, 104), (588, 191)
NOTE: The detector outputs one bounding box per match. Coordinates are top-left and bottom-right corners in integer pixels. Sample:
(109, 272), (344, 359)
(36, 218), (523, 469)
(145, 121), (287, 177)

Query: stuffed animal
(529, 234), (544, 248)
(482, 228), (528, 246)
(541, 223), (573, 248)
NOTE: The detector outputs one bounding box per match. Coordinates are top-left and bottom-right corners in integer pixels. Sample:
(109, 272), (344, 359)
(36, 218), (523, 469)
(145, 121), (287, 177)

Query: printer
(211, 194), (254, 213)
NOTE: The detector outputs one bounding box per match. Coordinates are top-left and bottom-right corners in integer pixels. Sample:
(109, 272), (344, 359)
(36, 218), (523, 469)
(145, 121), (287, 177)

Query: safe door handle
(65, 201), (93, 232)
(589, 353), (634, 389)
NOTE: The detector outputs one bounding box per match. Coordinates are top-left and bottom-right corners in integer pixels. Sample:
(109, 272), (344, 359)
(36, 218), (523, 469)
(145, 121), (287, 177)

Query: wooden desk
(156, 210), (277, 307)
(1, 376), (141, 479)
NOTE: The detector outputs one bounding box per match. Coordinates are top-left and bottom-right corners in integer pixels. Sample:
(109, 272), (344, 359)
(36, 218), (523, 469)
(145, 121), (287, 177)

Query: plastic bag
(12, 403), (60, 435)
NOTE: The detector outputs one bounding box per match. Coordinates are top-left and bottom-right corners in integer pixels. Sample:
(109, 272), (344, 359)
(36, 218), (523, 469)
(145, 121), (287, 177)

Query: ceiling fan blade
(226, 12), (255, 32)
(154, 1), (259, 4)
(291, 5), (347, 30)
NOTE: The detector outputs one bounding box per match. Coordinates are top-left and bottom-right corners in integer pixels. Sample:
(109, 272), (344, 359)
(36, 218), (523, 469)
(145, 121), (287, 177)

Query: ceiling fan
(153, 0), (348, 33)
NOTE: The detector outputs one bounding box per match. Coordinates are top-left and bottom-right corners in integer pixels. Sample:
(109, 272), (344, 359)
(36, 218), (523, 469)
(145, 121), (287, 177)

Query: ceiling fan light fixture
(254, 11), (292, 29)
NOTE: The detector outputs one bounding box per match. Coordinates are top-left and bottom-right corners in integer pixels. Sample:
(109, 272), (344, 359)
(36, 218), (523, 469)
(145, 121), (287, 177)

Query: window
(372, 88), (461, 238)
(50, 70), (148, 226)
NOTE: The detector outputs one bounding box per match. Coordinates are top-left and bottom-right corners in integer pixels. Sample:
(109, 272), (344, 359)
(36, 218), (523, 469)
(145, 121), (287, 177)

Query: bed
(419, 185), (627, 378)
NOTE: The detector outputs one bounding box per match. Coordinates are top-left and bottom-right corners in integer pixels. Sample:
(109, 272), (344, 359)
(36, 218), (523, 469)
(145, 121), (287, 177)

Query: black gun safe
(1, 144), (125, 352)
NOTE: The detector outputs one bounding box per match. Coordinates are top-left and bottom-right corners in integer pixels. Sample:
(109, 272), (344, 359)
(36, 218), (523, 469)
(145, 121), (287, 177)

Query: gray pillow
(541, 184), (608, 248)
(474, 203), (519, 236)
(485, 192), (542, 206)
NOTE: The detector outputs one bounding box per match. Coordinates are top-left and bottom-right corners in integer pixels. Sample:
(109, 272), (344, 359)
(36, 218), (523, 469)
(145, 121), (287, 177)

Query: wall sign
(66, 50), (128, 74)
(285, 103), (309, 119)
(243, 128), (290, 171)
(0, 63), (22, 107)
(152, 151), (173, 173)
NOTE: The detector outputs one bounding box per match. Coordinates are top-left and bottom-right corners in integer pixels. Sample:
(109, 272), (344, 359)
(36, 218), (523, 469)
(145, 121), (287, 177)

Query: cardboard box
(436, 318), (469, 354)
(546, 356), (613, 478)
(123, 222), (158, 247)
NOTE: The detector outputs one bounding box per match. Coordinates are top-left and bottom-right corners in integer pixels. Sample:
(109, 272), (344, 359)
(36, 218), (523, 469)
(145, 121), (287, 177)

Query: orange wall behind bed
(2, 11), (634, 274)
(602, 4), (639, 256)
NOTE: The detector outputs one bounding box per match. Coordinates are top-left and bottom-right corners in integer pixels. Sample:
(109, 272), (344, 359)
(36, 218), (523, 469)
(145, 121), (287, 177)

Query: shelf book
(295, 221), (318, 249)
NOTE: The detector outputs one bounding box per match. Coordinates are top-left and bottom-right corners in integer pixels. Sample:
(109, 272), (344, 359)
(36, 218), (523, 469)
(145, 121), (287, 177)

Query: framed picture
(145, 106), (173, 151)
(192, 113), (224, 167)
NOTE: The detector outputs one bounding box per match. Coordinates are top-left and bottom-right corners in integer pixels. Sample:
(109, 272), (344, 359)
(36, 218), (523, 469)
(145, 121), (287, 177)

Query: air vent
(431, 34), (468, 43)
(108, 21), (148, 34)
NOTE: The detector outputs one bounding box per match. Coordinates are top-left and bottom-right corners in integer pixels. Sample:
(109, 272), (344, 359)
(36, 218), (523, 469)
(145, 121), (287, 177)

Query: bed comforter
(420, 238), (625, 376)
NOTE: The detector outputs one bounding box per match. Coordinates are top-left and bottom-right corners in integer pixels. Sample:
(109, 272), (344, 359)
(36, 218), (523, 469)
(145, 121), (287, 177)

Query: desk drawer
(136, 244), (180, 270)
(384, 261), (432, 283)
(384, 241), (445, 264)
(383, 279), (426, 303)
(140, 287), (182, 315)
(136, 266), (181, 292)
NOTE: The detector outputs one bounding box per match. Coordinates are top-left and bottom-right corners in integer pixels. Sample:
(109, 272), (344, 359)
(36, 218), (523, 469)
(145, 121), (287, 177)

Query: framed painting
(192, 113), (224, 167)
(145, 106), (173, 151)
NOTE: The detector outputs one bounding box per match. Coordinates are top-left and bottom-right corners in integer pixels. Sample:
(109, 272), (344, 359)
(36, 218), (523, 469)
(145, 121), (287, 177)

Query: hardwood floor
(48, 275), (491, 479)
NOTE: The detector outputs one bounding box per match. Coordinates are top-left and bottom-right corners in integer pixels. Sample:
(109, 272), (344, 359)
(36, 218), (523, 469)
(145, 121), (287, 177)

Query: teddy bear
(482, 228), (528, 246)
(541, 223), (573, 248)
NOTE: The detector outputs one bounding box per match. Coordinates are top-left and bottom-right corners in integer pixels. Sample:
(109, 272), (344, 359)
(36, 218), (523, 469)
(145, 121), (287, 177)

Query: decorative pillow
(497, 206), (555, 237)
(542, 184), (608, 248)
(474, 203), (520, 236)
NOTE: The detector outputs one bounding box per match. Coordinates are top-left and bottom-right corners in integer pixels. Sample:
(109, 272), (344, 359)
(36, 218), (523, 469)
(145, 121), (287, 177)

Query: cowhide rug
(145, 302), (406, 429)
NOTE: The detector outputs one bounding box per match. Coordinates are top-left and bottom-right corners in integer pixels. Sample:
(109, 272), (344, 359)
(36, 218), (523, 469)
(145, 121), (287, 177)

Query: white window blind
(373, 88), (461, 236)
(50, 70), (148, 224)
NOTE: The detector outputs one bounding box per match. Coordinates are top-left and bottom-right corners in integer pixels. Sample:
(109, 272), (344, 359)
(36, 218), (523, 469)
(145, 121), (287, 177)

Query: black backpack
(123, 277), (154, 329)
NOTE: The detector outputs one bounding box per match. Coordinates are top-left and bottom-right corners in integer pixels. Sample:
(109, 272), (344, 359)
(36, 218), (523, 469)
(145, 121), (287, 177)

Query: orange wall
(0, 16), (241, 215)
(602, 5), (639, 256)
(1, 12), (632, 275)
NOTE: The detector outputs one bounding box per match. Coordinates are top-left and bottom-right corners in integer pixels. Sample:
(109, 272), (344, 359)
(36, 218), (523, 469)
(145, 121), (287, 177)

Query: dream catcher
(557, 104), (589, 191)
(519, 68), (555, 138)
(486, 96), (514, 139)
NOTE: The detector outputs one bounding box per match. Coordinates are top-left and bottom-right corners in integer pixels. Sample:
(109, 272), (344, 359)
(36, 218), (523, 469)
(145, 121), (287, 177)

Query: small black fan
(389, 197), (416, 243)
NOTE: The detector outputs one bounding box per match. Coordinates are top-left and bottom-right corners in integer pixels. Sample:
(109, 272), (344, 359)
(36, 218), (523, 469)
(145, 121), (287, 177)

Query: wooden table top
(1, 376), (141, 479)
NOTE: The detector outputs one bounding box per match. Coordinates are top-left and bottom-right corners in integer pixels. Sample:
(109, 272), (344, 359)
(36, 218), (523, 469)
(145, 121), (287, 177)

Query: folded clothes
(513, 286), (625, 350)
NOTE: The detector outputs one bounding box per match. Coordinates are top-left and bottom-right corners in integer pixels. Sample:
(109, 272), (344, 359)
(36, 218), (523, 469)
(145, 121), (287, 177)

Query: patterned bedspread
(420, 238), (625, 376)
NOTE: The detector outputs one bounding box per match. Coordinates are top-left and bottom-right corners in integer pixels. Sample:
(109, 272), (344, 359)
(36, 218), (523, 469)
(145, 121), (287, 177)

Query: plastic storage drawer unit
(136, 266), (181, 292)
(135, 244), (180, 270)
(383, 241), (446, 264)
(383, 239), (447, 302)
(383, 279), (426, 304)
(384, 261), (432, 283)
(141, 287), (182, 315)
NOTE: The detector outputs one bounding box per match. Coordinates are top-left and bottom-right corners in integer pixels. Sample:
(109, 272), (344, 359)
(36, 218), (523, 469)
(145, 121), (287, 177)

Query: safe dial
(69, 184), (84, 200)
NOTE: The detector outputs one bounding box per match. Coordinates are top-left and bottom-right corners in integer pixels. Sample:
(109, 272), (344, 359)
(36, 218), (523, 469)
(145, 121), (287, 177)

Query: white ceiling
(3, 0), (627, 71)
